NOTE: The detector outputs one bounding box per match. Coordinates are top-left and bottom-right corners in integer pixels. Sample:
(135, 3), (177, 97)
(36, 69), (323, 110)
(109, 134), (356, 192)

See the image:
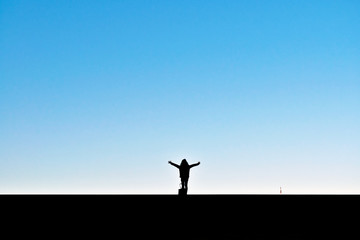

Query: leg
(184, 179), (188, 189)
(181, 180), (185, 189)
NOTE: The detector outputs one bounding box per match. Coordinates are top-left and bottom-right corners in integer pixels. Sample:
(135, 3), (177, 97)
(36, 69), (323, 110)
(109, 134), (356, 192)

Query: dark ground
(1, 194), (358, 239)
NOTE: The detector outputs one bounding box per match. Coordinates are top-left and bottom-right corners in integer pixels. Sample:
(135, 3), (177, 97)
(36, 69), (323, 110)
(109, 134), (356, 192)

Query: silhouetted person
(168, 159), (200, 190)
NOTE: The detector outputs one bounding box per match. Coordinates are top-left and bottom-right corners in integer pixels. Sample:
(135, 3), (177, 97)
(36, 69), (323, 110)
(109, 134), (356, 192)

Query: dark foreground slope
(2, 194), (358, 239)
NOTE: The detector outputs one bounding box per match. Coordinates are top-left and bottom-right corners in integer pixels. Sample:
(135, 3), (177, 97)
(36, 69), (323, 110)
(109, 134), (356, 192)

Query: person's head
(180, 159), (188, 166)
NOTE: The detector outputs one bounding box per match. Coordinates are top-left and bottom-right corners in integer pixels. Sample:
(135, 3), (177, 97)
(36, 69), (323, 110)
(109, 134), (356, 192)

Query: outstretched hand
(168, 161), (172, 164)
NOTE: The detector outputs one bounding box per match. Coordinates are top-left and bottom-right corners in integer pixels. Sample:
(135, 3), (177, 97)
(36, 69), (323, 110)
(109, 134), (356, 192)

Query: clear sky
(1, 1), (359, 194)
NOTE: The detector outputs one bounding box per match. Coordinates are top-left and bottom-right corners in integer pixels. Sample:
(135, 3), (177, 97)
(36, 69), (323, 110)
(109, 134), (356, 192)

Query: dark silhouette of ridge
(2, 194), (358, 239)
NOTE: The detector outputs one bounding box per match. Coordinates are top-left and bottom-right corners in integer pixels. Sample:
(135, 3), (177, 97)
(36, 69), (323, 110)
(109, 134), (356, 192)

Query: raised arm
(168, 161), (180, 168)
(189, 162), (200, 168)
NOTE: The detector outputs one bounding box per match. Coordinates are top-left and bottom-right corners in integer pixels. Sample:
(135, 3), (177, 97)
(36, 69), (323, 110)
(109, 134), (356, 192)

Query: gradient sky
(1, 1), (359, 193)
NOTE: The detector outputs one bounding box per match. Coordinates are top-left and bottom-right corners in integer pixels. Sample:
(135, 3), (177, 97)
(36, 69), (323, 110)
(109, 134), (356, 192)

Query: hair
(180, 159), (188, 166)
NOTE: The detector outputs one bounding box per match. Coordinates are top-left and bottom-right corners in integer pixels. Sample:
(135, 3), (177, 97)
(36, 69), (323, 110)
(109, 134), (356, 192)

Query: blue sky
(1, 1), (359, 193)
